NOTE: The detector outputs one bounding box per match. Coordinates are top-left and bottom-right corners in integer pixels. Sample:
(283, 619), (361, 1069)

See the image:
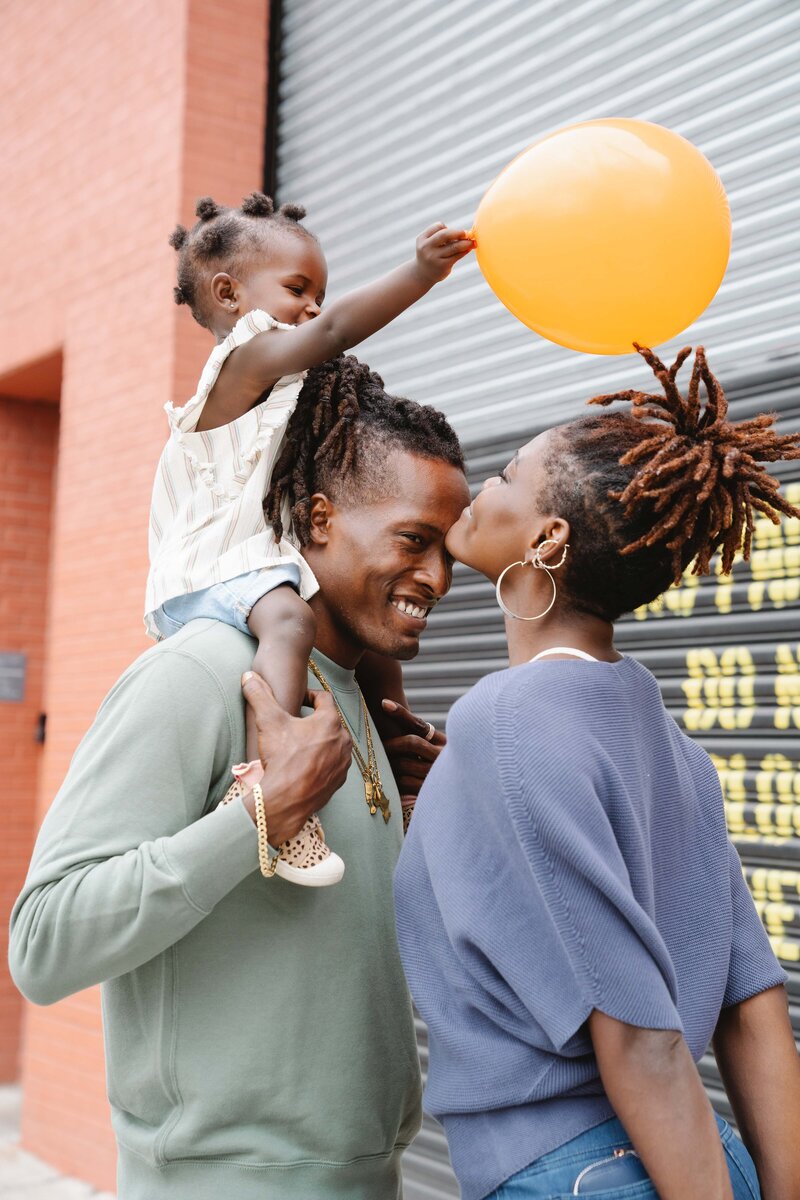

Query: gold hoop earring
(531, 538), (569, 570)
(495, 541), (569, 622)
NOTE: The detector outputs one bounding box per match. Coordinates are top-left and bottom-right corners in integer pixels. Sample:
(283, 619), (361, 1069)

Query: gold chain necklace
(308, 656), (391, 824)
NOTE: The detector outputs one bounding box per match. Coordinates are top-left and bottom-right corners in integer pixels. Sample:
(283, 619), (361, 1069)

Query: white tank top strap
(529, 646), (599, 662)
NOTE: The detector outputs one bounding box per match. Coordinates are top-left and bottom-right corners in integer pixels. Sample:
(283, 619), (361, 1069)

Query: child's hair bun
(241, 192), (275, 217)
(278, 202), (307, 222)
(195, 196), (221, 221)
(169, 224), (188, 250)
(199, 226), (225, 257)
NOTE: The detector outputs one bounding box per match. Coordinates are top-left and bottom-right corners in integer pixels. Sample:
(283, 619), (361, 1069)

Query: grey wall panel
(276, 0), (800, 448)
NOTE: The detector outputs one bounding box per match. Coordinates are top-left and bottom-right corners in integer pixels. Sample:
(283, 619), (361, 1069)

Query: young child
(146, 192), (473, 886)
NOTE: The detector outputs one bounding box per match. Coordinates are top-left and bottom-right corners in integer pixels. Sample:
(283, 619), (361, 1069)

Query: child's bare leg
(245, 586), (316, 762)
(355, 650), (406, 742)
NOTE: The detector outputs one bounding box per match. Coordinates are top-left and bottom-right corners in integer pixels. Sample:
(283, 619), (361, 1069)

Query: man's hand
(380, 699), (446, 805)
(240, 672), (351, 846)
(414, 222), (475, 284)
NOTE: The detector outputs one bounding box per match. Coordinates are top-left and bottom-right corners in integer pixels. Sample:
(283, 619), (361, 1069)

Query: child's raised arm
(199, 223), (473, 431)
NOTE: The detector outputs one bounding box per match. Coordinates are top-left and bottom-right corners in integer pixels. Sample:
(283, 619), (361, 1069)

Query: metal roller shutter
(272, 2), (800, 1194)
(274, 0), (799, 446)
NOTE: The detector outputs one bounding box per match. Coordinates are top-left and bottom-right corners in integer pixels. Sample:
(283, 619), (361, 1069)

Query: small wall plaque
(0, 653), (27, 702)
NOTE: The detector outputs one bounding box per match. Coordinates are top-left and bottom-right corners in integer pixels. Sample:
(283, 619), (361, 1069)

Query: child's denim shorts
(150, 565), (301, 640)
(487, 1113), (760, 1199)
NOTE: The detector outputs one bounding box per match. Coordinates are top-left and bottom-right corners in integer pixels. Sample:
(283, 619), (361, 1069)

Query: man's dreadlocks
(264, 355), (464, 545)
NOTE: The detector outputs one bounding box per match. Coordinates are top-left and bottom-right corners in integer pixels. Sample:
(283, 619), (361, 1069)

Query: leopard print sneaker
(401, 798), (415, 835)
(221, 761), (345, 887)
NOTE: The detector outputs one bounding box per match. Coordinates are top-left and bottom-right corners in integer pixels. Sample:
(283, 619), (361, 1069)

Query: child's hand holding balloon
(414, 222), (475, 284)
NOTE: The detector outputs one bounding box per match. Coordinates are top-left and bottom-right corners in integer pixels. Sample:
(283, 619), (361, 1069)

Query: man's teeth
(392, 598), (428, 619)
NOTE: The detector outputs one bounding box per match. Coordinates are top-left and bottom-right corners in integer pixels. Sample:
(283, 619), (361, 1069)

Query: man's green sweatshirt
(9, 621), (422, 1198)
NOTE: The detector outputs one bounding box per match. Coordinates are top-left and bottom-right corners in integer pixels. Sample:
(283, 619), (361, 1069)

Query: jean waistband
(530, 1112), (730, 1175)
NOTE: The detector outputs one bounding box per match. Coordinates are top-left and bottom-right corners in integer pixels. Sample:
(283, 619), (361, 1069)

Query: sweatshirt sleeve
(722, 840), (788, 1008)
(8, 648), (259, 1006)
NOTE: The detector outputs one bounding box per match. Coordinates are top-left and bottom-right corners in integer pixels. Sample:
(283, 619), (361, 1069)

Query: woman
(394, 346), (800, 1200)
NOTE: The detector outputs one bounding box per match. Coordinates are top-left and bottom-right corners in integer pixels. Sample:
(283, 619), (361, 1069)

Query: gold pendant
(373, 782), (391, 824)
(364, 778), (378, 815)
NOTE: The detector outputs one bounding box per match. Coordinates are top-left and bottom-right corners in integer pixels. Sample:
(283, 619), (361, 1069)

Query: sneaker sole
(274, 852), (346, 887)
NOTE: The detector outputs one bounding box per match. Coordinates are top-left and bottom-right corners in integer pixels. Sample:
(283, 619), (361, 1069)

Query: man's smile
(389, 593), (433, 624)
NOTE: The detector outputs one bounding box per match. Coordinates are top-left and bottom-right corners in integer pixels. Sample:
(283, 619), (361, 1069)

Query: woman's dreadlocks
(541, 344), (800, 621)
(264, 355), (464, 545)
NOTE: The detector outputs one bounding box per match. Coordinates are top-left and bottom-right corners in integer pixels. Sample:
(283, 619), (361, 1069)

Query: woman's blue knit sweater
(394, 656), (786, 1200)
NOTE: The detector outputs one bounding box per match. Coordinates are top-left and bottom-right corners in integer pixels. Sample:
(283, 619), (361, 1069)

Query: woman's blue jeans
(486, 1113), (760, 1198)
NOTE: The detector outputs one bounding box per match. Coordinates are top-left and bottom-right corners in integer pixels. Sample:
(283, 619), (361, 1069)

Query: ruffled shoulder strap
(165, 309), (295, 434)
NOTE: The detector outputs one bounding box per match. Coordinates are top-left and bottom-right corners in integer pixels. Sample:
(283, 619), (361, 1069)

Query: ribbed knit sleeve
(722, 840), (788, 1008)
(487, 676), (683, 1051)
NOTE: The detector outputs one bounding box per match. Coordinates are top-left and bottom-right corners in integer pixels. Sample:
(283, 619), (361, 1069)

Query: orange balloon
(473, 119), (731, 355)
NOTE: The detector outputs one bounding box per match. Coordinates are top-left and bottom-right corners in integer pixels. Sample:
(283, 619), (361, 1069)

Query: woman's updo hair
(169, 192), (314, 329)
(540, 344), (800, 621)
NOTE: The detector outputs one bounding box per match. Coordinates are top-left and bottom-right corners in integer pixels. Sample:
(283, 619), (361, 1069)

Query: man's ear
(307, 493), (335, 546)
(210, 272), (241, 316)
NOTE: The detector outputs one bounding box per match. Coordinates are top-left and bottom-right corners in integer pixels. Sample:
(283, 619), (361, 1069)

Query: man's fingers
(387, 758), (429, 783)
(395, 777), (424, 796)
(383, 733), (440, 762)
(382, 733), (438, 763)
(303, 689), (352, 762)
(305, 690), (352, 735)
(381, 699), (436, 738)
(382, 703), (445, 746)
(241, 671), (282, 717)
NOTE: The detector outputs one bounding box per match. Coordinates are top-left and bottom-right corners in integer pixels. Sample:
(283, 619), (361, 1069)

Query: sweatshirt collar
(311, 648), (359, 694)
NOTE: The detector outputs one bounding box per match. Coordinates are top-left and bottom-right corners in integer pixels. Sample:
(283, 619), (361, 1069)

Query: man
(9, 378), (470, 1199)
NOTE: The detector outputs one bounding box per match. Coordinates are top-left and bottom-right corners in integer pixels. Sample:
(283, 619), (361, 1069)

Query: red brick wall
(0, 397), (59, 1082)
(0, 0), (269, 1189)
